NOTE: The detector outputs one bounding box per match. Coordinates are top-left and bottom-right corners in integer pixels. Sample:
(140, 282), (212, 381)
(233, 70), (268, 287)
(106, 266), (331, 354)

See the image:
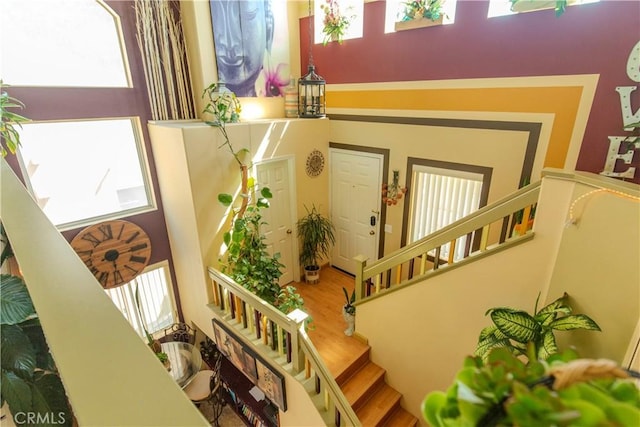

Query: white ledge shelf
(394, 16), (443, 32)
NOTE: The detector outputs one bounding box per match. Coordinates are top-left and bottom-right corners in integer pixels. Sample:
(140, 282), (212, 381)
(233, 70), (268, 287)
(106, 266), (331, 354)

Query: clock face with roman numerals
(70, 220), (151, 289)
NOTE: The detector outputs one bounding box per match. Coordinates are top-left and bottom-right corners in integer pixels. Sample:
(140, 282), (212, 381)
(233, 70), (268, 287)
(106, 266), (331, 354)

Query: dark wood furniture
(200, 338), (278, 427)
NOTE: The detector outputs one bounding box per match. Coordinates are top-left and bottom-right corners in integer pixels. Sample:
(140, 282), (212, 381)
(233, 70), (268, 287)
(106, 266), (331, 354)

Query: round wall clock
(305, 149), (325, 177)
(70, 219), (152, 289)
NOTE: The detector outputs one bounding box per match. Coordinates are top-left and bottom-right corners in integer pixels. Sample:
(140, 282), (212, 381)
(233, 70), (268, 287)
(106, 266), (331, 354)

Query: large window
(3, 0), (156, 231)
(105, 262), (176, 337)
(16, 119), (154, 230)
(0, 0), (129, 87)
(407, 160), (491, 262)
(314, 0), (364, 44)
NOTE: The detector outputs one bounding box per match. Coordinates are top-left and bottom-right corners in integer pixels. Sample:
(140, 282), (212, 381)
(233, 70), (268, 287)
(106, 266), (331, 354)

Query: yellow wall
(546, 173), (640, 360)
(149, 119), (330, 426)
(355, 171), (640, 425)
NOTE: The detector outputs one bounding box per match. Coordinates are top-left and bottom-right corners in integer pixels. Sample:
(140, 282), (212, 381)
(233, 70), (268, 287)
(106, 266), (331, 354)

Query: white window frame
(16, 117), (156, 231)
(407, 161), (491, 262)
(314, 0), (364, 44)
(105, 261), (177, 338)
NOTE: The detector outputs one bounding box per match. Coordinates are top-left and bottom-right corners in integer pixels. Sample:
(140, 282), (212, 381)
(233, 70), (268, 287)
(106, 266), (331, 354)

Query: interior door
(256, 158), (297, 285)
(330, 149), (383, 274)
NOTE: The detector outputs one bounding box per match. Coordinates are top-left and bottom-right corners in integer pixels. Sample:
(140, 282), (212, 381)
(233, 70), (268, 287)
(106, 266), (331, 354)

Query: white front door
(330, 149), (383, 274)
(256, 158), (297, 285)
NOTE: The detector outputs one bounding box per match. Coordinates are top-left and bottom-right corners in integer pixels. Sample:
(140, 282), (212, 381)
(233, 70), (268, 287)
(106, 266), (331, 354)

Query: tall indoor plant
(202, 84), (308, 317)
(296, 205), (336, 283)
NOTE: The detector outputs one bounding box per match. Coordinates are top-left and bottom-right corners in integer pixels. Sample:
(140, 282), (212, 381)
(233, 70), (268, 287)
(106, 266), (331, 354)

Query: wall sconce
(382, 170), (408, 206)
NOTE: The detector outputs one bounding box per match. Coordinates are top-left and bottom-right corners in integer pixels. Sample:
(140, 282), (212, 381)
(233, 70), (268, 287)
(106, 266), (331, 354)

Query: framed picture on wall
(241, 349), (258, 382)
(212, 318), (287, 411)
(256, 358), (287, 411)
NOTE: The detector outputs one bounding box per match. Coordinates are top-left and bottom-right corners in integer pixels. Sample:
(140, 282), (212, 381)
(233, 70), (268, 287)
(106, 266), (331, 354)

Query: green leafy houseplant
(475, 292), (601, 362)
(320, 0), (355, 45)
(423, 348), (640, 427)
(510, 0), (570, 17)
(342, 287), (355, 316)
(296, 205), (336, 283)
(399, 0), (445, 22)
(202, 84), (309, 318)
(0, 81), (29, 157)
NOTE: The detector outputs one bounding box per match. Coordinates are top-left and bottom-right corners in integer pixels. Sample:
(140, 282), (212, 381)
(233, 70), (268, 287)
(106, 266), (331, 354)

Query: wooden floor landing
(291, 267), (369, 381)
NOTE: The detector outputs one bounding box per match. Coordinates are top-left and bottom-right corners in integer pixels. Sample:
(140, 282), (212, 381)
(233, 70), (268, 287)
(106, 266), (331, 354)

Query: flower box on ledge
(394, 16), (443, 32)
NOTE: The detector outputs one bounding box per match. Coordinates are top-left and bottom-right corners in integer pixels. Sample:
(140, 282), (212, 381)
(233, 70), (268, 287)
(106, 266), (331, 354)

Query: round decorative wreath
(306, 149), (325, 177)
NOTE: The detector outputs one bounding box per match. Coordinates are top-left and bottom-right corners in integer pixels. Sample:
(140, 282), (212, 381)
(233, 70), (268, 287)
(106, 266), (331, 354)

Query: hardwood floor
(291, 266), (369, 380)
(290, 266), (418, 426)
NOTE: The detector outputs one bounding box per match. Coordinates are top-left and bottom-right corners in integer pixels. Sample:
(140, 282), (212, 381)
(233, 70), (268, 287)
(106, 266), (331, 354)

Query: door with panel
(256, 158), (297, 284)
(330, 149), (383, 275)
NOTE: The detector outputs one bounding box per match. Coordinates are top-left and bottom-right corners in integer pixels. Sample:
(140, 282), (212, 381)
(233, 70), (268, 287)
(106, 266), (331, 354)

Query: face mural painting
(209, 0), (290, 97)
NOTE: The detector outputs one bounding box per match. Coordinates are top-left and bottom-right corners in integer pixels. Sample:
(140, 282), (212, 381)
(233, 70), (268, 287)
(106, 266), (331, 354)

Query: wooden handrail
(355, 181), (543, 301)
(299, 327), (362, 427)
(207, 267), (361, 426)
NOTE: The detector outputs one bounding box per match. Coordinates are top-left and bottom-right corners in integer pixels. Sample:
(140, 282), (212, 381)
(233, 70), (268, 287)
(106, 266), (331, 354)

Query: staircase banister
(207, 266), (361, 425)
(362, 180), (542, 279)
(542, 168), (640, 197)
(207, 266), (297, 330)
(298, 327), (363, 427)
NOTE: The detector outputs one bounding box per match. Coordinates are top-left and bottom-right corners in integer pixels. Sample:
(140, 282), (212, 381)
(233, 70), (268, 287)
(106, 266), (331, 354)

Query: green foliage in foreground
(423, 348), (640, 427)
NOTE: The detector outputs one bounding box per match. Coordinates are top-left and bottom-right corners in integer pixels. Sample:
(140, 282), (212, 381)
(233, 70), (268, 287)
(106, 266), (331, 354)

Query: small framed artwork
(241, 349), (258, 382)
(212, 318), (287, 412)
(212, 320), (233, 360)
(256, 358), (287, 411)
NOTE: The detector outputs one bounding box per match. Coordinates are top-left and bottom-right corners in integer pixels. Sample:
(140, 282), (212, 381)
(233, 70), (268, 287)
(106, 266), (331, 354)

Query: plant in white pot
(342, 287), (356, 336)
(296, 204), (335, 284)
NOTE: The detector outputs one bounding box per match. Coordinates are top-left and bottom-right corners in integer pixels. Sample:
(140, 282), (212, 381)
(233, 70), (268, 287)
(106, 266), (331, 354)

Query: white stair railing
(355, 181), (542, 301)
(207, 268), (361, 427)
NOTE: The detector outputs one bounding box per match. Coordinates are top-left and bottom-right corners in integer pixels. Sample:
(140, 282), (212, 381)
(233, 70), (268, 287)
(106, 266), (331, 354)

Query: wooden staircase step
(334, 346), (370, 386)
(383, 407), (419, 427)
(341, 361), (386, 410)
(355, 384), (402, 427)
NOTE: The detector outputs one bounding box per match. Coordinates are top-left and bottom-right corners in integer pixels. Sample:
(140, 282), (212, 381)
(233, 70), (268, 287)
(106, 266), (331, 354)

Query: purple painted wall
(301, 0), (640, 182)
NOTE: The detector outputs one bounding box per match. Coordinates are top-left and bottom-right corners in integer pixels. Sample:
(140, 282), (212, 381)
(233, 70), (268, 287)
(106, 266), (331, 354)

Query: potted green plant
(342, 287), (355, 336)
(423, 348), (640, 426)
(320, 0), (355, 45)
(423, 294), (638, 426)
(510, 0), (572, 16)
(395, 0), (446, 31)
(1, 80), (29, 157)
(202, 84), (309, 319)
(296, 204), (336, 284)
(475, 292), (601, 363)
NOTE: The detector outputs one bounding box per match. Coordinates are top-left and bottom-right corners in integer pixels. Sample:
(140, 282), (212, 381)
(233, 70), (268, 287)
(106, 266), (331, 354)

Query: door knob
(286, 229), (292, 234)
(369, 230), (375, 235)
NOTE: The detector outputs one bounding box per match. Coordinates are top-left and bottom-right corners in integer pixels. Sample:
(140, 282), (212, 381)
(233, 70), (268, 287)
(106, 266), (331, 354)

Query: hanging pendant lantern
(298, 65), (326, 118)
(298, 0), (326, 119)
